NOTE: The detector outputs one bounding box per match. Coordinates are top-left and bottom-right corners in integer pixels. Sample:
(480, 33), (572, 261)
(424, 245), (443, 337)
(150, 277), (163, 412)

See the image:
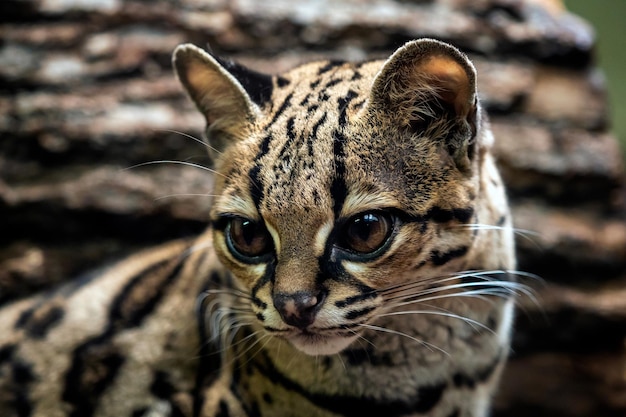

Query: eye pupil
(228, 217), (272, 259)
(343, 212), (392, 254)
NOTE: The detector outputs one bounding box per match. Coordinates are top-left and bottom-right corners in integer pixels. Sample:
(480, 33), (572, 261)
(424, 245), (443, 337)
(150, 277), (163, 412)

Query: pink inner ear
(418, 55), (473, 117)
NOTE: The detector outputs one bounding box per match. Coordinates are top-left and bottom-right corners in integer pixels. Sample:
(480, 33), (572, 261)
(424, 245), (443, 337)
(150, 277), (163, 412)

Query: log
(1, 0), (624, 415)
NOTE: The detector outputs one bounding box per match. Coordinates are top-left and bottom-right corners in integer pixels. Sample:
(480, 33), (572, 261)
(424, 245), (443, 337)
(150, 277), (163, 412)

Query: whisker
(204, 288), (253, 301)
(122, 160), (226, 177)
(194, 309), (255, 359)
(380, 269), (540, 299)
(154, 193), (220, 201)
(379, 272), (499, 298)
(463, 223), (540, 237)
(461, 223), (543, 248)
(389, 287), (526, 308)
(225, 321), (262, 352)
(231, 332), (273, 369)
(154, 128), (223, 155)
(377, 309), (494, 334)
(335, 350), (347, 372)
(183, 241), (214, 258)
(390, 280), (529, 301)
(358, 323), (450, 357)
(377, 269), (511, 297)
(505, 269), (544, 283)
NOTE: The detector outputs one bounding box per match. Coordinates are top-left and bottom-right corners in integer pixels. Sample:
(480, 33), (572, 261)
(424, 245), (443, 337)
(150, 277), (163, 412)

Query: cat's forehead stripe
(245, 68), (368, 216)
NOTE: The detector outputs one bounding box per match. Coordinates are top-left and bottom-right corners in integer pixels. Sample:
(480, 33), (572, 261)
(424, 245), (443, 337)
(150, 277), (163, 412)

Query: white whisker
(381, 269), (540, 302)
(154, 128), (223, 155)
(204, 288), (253, 301)
(461, 223), (543, 248)
(377, 309), (493, 333)
(232, 332), (274, 369)
(335, 350), (348, 371)
(154, 193), (219, 201)
(183, 241), (214, 258)
(358, 323), (450, 357)
(123, 160), (226, 177)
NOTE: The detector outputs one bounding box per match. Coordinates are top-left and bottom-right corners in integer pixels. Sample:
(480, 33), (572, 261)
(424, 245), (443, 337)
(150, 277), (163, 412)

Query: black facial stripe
(274, 117), (303, 175)
(251, 296), (267, 310)
(330, 90), (359, 219)
(337, 90), (358, 127)
(324, 322), (366, 331)
(330, 129), (348, 218)
(269, 92), (293, 126)
(430, 246), (469, 266)
(334, 290), (377, 308)
(426, 206), (474, 224)
(250, 262), (275, 310)
(344, 306), (376, 320)
(248, 133), (273, 209)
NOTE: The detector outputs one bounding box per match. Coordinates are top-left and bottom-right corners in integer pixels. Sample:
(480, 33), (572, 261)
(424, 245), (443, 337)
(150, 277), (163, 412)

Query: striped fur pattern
(0, 39), (517, 417)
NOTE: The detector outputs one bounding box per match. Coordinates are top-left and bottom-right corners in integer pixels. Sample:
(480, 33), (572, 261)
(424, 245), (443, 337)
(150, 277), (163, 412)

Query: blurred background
(566, 0), (626, 160)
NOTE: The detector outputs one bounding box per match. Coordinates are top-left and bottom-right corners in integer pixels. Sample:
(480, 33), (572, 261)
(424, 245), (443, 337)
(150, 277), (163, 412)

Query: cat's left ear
(369, 39), (479, 172)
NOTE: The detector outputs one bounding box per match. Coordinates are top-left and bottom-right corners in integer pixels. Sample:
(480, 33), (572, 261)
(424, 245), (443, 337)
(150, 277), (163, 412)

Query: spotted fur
(0, 39), (517, 417)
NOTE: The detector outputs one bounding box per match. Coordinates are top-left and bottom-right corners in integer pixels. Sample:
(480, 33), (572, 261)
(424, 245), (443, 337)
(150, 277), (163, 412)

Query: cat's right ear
(173, 44), (260, 157)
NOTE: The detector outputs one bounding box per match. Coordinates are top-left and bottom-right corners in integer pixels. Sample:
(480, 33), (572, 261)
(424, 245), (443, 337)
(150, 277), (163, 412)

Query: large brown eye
(226, 217), (273, 261)
(341, 212), (393, 254)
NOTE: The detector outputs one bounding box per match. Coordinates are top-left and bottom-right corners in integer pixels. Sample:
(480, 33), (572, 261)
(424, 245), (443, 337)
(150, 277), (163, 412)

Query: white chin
(289, 333), (358, 356)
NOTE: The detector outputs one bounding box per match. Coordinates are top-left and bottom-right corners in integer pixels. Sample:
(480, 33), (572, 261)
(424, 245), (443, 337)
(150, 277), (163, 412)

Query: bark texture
(1, 0), (625, 415)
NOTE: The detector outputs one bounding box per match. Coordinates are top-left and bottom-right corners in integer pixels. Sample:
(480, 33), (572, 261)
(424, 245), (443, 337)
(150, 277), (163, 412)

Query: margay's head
(174, 39), (493, 355)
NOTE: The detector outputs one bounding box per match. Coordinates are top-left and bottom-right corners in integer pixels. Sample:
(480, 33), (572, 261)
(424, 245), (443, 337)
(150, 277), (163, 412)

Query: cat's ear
(173, 44), (272, 157)
(369, 39), (479, 172)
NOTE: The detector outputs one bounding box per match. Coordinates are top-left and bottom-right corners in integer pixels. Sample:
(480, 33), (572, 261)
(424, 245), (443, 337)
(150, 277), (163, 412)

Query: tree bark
(1, 0), (625, 415)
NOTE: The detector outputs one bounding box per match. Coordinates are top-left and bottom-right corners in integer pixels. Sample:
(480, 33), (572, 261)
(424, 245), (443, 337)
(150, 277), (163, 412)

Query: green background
(566, 0), (626, 160)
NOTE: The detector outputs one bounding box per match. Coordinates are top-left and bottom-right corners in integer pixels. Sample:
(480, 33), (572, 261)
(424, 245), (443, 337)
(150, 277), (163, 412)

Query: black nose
(273, 290), (327, 329)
